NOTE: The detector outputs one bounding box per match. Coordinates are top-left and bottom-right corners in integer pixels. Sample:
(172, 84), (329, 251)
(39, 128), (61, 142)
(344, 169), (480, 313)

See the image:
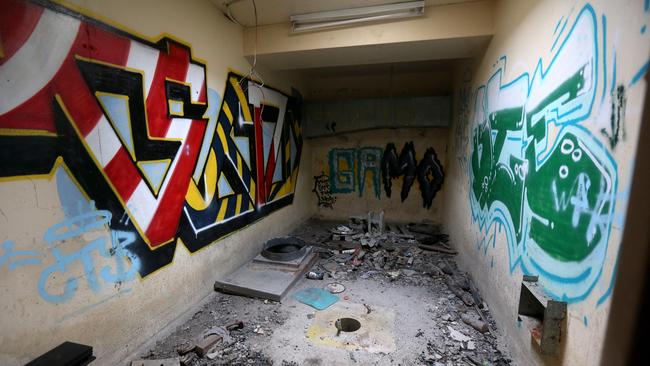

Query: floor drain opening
(267, 243), (302, 253)
(335, 317), (361, 336)
(260, 237), (306, 261)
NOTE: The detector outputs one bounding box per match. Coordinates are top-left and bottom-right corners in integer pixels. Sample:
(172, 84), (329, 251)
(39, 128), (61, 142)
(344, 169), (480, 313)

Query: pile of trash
(295, 213), (511, 366)
(135, 214), (511, 366)
(304, 211), (463, 287)
(134, 296), (286, 366)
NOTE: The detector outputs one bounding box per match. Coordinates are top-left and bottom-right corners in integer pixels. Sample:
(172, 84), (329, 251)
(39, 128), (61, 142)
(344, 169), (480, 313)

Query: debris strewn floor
(136, 219), (512, 366)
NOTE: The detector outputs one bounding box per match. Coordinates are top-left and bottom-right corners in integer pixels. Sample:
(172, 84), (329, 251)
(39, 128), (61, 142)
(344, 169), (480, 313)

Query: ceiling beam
(242, 0), (494, 70)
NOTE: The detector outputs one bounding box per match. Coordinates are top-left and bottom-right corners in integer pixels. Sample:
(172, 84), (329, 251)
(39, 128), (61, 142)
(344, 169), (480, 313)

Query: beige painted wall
(311, 128), (448, 224)
(444, 0), (650, 365)
(302, 60), (454, 100)
(0, 0), (311, 365)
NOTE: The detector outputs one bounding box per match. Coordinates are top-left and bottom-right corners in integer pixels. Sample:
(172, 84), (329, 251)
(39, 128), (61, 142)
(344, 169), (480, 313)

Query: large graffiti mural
(180, 72), (302, 250)
(0, 0), (302, 285)
(466, 3), (639, 303)
(326, 143), (444, 208)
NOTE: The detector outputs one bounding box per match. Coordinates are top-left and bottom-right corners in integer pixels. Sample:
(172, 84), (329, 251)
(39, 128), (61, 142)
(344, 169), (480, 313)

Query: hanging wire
(222, 0), (265, 87)
(240, 0), (266, 123)
(223, 0), (267, 122)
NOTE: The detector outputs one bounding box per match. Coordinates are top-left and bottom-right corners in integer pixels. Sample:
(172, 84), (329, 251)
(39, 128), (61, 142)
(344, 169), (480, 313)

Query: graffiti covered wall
(0, 0), (309, 364)
(312, 128), (447, 223)
(444, 0), (649, 365)
(1, 0), (302, 276)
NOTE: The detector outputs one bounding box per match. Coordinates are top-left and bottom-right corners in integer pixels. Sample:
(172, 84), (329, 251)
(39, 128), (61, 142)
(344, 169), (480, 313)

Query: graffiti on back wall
(313, 173), (336, 208)
(0, 0), (303, 285)
(466, 3), (648, 303)
(326, 143), (444, 208)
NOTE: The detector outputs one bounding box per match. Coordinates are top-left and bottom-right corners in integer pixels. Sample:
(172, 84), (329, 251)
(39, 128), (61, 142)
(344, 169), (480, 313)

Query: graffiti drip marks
(0, 0), (303, 278)
(601, 85), (627, 149)
(313, 173), (336, 208)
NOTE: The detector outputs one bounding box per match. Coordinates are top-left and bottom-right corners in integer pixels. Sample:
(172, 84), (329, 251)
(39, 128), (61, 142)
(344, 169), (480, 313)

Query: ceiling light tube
(290, 1), (425, 33)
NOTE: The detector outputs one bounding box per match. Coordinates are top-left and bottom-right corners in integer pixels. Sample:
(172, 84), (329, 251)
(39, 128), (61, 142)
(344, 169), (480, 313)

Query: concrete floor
(135, 220), (513, 365)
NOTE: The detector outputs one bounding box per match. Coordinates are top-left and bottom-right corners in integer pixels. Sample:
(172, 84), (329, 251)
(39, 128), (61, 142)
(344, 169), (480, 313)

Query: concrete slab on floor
(214, 251), (318, 301)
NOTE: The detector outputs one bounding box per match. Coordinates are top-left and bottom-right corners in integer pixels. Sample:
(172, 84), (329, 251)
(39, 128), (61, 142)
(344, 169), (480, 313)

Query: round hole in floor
(266, 243), (302, 253)
(261, 237), (307, 261)
(335, 317), (361, 332)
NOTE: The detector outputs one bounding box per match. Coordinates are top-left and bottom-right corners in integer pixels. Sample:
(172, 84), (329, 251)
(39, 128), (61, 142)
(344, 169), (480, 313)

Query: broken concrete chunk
(445, 276), (475, 306)
(447, 326), (471, 342)
(461, 313), (489, 333)
(322, 262), (338, 273)
(176, 343), (195, 356)
(437, 261), (454, 275)
(454, 275), (470, 291)
(179, 353), (197, 366)
(401, 269), (417, 277)
(387, 270), (400, 279)
(428, 265), (444, 276)
(467, 340), (476, 350)
(195, 334), (223, 357)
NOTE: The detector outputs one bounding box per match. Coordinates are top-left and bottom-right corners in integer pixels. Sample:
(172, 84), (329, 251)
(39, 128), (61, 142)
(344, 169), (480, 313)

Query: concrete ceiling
(215, 0), (480, 27)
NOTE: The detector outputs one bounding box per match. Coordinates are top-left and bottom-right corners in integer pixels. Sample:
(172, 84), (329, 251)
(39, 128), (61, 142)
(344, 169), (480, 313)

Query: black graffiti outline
(381, 142), (417, 202)
(416, 147), (445, 209)
(313, 172), (336, 209)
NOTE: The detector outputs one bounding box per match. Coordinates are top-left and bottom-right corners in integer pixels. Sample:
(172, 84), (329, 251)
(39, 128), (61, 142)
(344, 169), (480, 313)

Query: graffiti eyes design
(467, 4), (625, 303)
(0, 0), (303, 281)
(326, 143), (444, 208)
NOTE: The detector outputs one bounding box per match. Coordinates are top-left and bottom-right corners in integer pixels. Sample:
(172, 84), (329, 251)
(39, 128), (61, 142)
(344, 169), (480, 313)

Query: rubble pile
(295, 214), (511, 366)
(139, 296), (286, 366)
(137, 216), (511, 366)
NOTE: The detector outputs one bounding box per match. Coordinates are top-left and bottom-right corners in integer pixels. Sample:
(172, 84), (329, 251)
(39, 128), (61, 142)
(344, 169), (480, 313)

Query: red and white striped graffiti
(0, 0), (302, 276)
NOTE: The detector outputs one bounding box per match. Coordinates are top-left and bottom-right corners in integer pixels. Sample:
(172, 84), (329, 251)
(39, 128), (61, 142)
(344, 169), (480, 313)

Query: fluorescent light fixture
(290, 1), (425, 33)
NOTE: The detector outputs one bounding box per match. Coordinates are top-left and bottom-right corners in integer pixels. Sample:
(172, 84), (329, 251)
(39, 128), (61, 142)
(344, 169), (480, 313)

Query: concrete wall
(301, 60), (455, 101)
(443, 0), (650, 365)
(0, 0), (311, 364)
(311, 128), (447, 224)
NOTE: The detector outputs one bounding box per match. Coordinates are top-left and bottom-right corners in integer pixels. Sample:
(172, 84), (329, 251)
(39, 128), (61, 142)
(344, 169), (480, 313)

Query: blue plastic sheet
(293, 287), (339, 310)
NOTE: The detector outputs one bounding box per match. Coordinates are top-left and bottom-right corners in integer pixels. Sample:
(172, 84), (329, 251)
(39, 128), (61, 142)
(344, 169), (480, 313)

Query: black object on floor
(25, 341), (95, 366)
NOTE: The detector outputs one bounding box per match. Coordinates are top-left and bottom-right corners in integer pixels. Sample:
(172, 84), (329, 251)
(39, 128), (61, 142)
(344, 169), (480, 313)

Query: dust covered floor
(135, 219), (512, 366)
